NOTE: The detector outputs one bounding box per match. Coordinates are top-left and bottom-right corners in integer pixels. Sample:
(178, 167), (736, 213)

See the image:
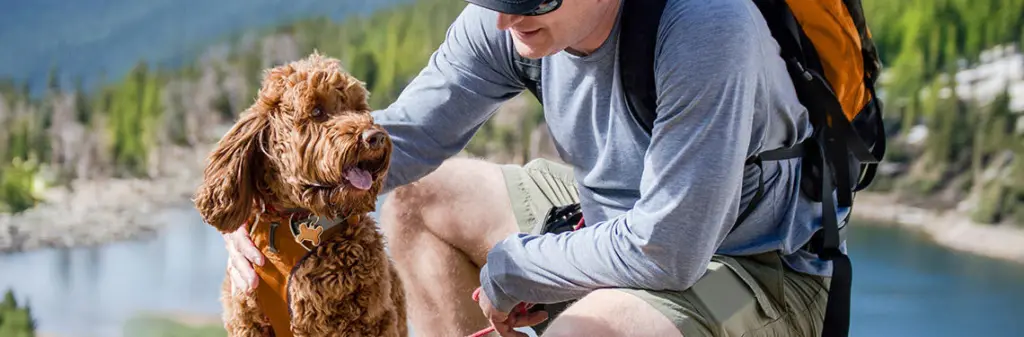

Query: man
(222, 0), (835, 336)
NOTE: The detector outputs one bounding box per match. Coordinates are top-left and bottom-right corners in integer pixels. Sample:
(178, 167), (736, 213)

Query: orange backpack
(750, 2), (886, 335)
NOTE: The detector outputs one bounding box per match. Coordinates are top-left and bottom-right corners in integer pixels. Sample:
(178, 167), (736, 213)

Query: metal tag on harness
(289, 214), (323, 251)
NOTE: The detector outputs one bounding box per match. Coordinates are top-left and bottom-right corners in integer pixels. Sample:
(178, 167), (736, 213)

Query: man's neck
(566, 0), (622, 56)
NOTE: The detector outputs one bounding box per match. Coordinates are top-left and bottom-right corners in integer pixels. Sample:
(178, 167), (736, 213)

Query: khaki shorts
(500, 158), (832, 336)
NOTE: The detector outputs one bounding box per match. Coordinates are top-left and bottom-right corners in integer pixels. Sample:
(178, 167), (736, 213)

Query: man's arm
(371, 5), (525, 193)
(479, 1), (770, 312)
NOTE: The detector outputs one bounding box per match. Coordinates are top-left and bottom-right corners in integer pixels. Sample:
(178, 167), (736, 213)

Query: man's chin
(512, 40), (553, 59)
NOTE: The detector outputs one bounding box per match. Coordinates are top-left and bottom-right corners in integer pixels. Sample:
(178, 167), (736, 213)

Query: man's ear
(193, 110), (269, 233)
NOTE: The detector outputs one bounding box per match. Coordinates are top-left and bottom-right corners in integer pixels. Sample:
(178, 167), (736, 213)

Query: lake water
(2, 205), (1023, 337)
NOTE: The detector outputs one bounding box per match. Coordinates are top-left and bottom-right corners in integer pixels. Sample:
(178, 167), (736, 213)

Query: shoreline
(851, 192), (1024, 264)
(0, 144), (211, 254)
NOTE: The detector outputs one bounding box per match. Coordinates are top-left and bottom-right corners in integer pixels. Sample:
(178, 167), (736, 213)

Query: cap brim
(464, 0), (547, 15)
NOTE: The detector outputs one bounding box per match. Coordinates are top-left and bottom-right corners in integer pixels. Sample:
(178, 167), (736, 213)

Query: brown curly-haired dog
(193, 52), (407, 337)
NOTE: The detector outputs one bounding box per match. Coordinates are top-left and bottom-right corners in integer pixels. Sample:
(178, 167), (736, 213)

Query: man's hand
(473, 287), (548, 337)
(225, 222), (264, 294)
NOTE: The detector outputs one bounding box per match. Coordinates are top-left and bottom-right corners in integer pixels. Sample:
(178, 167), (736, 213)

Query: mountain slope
(0, 0), (412, 94)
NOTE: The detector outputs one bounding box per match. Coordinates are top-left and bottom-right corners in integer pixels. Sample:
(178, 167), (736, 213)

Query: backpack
(510, 0), (887, 336)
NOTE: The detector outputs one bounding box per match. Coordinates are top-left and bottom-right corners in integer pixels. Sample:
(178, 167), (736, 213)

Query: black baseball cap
(464, 0), (548, 15)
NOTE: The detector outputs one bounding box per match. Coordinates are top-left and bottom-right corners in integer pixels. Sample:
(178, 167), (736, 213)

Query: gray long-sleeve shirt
(371, 0), (841, 312)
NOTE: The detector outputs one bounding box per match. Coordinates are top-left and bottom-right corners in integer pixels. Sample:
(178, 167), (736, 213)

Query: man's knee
(541, 289), (683, 337)
(382, 158), (500, 223)
(378, 179), (430, 245)
(380, 159), (465, 241)
(379, 157), (519, 259)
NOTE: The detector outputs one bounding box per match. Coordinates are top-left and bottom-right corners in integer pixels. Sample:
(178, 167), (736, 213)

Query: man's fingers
(229, 249), (258, 291)
(228, 265), (247, 294)
(510, 310), (548, 328)
(497, 324), (528, 337)
(236, 237), (264, 266)
(490, 320), (523, 337)
(229, 223), (264, 266)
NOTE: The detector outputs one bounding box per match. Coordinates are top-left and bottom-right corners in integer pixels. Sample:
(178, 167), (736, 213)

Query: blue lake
(1, 205), (1023, 337)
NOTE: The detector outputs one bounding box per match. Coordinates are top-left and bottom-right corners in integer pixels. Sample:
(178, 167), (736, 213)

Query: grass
(122, 314), (227, 337)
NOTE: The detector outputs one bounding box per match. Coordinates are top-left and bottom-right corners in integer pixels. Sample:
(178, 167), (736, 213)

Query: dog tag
(294, 222), (323, 247)
(289, 214), (324, 251)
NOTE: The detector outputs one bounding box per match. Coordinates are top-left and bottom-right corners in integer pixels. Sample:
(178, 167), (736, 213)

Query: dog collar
(251, 201), (363, 252)
(288, 213), (361, 251)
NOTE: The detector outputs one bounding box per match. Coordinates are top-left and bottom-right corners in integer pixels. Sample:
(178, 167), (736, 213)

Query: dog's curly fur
(194, 52), (407, 337)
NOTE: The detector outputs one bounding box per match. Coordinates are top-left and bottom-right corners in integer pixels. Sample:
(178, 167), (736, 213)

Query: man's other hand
(474, 287), (548, 337)
(225, 222), (264, 294)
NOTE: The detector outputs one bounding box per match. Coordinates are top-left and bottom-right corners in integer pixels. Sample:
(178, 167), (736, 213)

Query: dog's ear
(193, 110), (269, 233)
(327, 70), (371, 112)
(341, 78), (371, 111)
(254, 64), (295, 111)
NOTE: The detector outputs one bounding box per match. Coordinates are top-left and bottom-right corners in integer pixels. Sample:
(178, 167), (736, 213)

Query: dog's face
(194, 52), (391, 233)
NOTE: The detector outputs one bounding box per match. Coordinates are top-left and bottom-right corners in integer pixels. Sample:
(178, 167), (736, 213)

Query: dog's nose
(361, 129), (386, 149)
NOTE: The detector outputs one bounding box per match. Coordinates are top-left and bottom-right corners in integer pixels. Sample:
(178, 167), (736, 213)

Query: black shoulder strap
(510, 0), (666, 133)
(618, 0), (666, 135)
(511, 48), (543, 103)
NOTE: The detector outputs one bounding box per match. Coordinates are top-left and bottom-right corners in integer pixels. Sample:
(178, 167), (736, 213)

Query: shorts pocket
(688, 256), (781, 336)
(713, 255), (781, 320)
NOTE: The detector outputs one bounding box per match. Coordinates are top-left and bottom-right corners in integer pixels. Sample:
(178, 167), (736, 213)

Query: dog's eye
(311, 106), (323, 118)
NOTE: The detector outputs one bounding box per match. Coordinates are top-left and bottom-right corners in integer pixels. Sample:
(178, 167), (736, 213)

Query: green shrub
(0, 157), (42, 213)
(971, 180), (1004, 224)
(0, 289), (37, 337)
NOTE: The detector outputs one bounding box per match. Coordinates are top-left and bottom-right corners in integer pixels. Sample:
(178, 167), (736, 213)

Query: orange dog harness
(248, 211), (360, 337)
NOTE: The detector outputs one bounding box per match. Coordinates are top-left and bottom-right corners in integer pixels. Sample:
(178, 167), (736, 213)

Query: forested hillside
(0, 0), (1022, 227)
(864, 0), (1024, 225)
(0, 0), (475, 213)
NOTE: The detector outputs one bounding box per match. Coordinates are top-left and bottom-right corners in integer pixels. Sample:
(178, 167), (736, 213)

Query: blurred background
(0, 0), (1023, 336)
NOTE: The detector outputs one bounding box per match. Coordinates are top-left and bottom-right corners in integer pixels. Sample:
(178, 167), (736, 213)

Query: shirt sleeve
(479, 1), (770, 312)
(371, 5), (525, 193)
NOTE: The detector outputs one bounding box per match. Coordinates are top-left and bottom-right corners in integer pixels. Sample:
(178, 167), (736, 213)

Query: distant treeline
(0, 0), (1022, 226)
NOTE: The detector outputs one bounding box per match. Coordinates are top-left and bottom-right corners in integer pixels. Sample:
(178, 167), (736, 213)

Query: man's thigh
(544, 253), (830, 337)
(540, 289), (683, 337)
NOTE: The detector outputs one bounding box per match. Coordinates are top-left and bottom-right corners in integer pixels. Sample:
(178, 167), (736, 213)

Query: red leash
(467, 216), (585, 337)
(572, 215), (585, 231)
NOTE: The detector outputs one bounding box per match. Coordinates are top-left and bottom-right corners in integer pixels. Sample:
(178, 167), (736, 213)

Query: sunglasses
(522, 0), (562, 16)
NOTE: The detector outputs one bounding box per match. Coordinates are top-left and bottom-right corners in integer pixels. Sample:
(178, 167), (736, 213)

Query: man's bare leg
(541, 289), (684, 337)
(380, 158), (522, 336)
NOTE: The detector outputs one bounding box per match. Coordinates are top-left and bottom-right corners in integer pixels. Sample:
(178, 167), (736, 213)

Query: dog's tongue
(344, 168), (373, 190)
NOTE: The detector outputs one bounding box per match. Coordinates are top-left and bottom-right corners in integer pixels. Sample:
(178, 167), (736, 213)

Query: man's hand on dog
(474, 287), (548, 337)
(225, 222), (264, 294)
